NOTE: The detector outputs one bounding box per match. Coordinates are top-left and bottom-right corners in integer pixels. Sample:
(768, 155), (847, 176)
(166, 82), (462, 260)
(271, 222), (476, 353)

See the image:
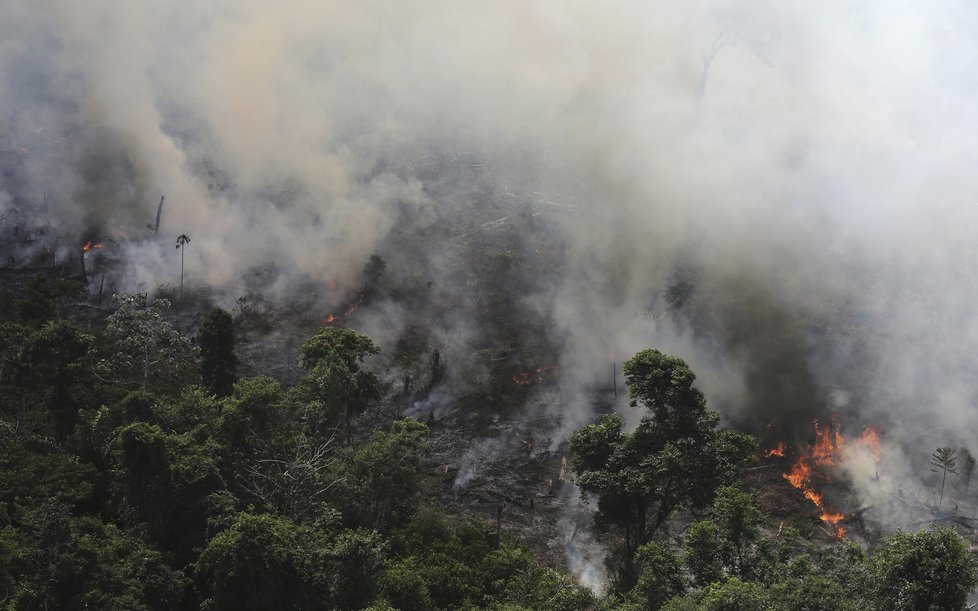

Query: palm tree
(931, 447), (958, 510)
(175, 234), (191, 300)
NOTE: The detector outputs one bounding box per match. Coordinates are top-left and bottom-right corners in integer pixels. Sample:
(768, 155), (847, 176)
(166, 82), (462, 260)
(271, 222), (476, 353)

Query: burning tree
(930, 447), (958, 510)
(570, 349), (754, 590)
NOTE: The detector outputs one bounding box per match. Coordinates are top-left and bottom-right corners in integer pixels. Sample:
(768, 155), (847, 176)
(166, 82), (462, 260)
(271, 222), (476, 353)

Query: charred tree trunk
(154, 195), (165, 237)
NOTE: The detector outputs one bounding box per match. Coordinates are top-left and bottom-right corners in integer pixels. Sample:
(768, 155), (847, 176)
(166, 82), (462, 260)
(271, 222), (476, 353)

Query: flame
(778, 421), (884, 539)
(765, 442), (786, 458)
(857, 425), (882, 462)
(82, 241), (103, 252)
(324, 293), (364, 325)
(779, 419), (875, 540)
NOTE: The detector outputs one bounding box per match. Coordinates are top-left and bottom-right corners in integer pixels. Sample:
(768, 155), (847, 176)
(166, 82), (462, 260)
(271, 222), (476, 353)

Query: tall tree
(198, 307), (237, 397)
(97, 294), (197, 391)
(570, 349), (753, 590)
(175, 234), (190, 300)
(300, 327), (381, 445)
(930, 447), (958, 509)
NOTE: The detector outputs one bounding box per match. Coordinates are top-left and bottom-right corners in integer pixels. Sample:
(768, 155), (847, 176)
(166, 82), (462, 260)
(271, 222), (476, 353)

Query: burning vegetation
(766, 420), (884, 539)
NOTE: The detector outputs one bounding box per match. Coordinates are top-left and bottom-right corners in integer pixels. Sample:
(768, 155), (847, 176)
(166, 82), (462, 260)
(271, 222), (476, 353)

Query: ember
(82, 241), (103, 252)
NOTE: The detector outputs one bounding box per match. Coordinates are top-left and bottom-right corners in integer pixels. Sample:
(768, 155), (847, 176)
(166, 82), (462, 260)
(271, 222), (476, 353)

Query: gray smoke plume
(3, 0), (978, 581)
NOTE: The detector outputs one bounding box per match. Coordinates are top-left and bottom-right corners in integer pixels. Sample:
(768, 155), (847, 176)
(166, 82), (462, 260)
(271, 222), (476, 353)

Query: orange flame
(856, 426), (882, 462)
(82, 241), (103, 252)
(780, 419), (863, 540)
(325, 314), (338, 324)
(765, 442), (786, 458)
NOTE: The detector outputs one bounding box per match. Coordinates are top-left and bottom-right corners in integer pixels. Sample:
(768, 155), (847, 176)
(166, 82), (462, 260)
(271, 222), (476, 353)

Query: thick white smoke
(3, 0), (978, 572)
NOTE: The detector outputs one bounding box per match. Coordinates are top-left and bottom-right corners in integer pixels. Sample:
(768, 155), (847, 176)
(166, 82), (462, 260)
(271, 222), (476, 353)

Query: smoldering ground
(3, 0), (978, 571)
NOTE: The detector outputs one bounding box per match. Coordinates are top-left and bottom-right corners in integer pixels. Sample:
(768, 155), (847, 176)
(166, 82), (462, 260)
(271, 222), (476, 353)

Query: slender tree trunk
(939, 468), (948, 509)
(180, 248), (185, 300)
(346, 406), (352, 446)
(143, 341), (150, 391)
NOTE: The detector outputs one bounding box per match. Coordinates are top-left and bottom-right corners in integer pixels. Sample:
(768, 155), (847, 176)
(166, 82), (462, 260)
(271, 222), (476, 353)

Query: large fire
(768, 420), (882, 540)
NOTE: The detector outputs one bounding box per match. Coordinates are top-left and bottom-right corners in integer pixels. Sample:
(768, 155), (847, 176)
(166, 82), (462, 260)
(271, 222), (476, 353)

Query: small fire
(765, 442), (786, 458)
(513, 366), (556, 386)
(82, 241), (103, 252)
(324, 293), (364, 325)
(513, 367), (545, 386)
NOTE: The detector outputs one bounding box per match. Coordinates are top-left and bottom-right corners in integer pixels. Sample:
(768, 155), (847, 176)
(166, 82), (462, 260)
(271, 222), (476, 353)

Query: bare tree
(931, 447), (958, 510)
(239, 430), (344, 520)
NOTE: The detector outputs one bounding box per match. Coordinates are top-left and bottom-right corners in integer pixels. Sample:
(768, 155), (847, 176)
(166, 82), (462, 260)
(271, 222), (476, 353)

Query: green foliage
(930, 447), (958, 509)
(627, 542), (686, 609)
(696, 577), (771, 610)
(97, 293), (198, 392)
(301, 325), (381, 371)
(20, 320), (94, 436)
(197, 512), (326, 610)
(570, 349), (754, 590)
(684, 520), (726, 586)
(870, 526), (977, 611)
(17, 274), (81, 328)
(385, 509), (594, 610)
(299, 326), (382, 443)
(0, 502), (184, 611)
(0, 435), (96, 512)
(198, 307), (238, 397)
(339, 419), (430, 532)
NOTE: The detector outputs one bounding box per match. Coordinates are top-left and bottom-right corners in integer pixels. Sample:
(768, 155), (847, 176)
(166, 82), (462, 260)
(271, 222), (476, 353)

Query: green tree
(198, 307), (238, 397)
(0, 502), (183, 610)
(683, 520), (726, 587)
(930, 447), (958, 509)
(340, 419), (429, 532)
(870, 526), (977, 611)
(627, 541), (686, 609)
(20, 320), (94, 437)
(197, 513), (325, 610)
(97, 294), (197, 392)
(570, 349), (753, 589)
(712, 486), (763, 576)
(300, 326), (381, 444)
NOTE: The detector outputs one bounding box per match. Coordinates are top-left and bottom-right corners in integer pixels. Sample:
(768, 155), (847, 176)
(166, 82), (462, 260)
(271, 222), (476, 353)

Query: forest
(0, 272), (974, 610)
(3, 3), (978, 609)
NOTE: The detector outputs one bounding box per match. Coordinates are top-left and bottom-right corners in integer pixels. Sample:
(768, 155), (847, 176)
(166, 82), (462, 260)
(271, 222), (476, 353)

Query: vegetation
(0, 281), (973, 610)
(570, 349), (754, 589)
(931, 447), (958, 510)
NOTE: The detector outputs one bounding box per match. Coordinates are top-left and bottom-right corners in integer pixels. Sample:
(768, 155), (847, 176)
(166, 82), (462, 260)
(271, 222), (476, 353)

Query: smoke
(4, 0), (978, 578)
